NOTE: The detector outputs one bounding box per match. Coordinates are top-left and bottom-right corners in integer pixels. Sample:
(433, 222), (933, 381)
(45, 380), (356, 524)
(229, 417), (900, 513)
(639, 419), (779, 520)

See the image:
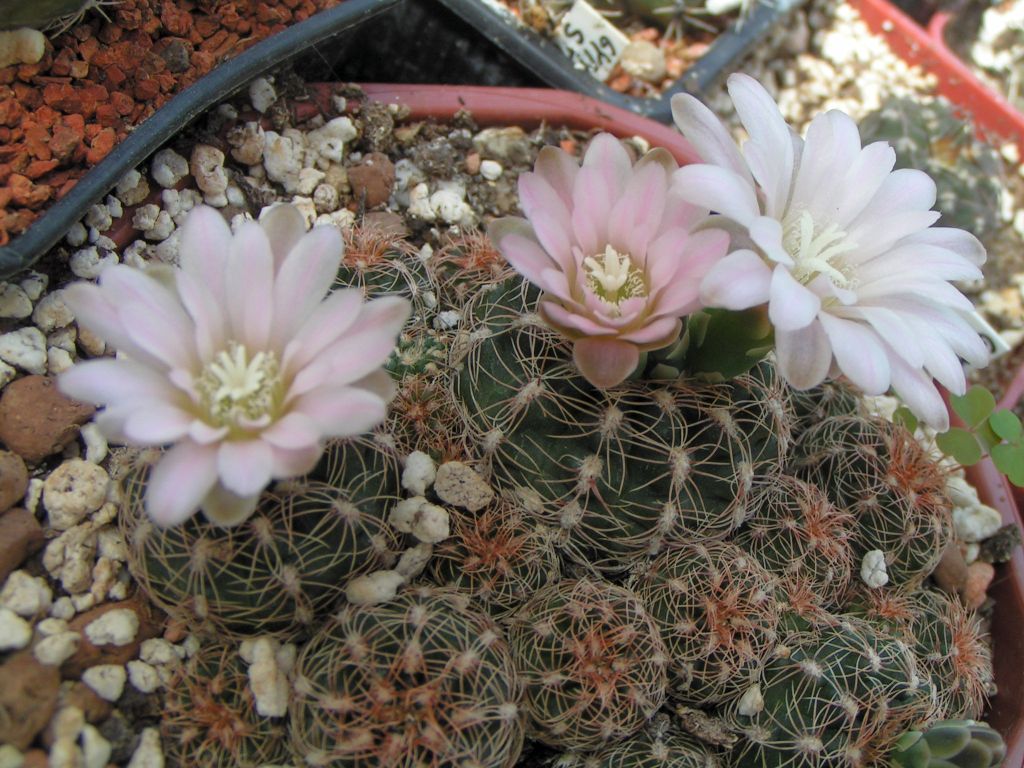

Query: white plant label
(554, 0), (630, 81)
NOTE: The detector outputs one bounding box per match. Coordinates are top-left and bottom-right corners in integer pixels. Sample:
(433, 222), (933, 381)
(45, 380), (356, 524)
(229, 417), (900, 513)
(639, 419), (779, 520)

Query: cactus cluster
(858, 96), (1004, 243)
(120, 156), (1007, 768)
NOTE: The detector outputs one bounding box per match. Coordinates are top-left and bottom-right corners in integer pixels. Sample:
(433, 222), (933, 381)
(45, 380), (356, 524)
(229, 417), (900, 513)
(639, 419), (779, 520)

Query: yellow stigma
(783, 209), (857, 288)
(195, 342), (283, 430)
(583, 245), (646, 314)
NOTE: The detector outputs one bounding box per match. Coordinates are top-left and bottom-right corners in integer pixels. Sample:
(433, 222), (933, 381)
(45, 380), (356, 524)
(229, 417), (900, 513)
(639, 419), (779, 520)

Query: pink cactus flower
(60, 204), (410, 527)
(671, 74), (989, 430)
(488, 133), (729, 389)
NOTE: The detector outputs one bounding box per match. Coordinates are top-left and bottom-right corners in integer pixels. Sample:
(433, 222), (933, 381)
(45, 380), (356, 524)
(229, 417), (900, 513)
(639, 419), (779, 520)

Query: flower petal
(888, 353), (949, 431)
(489, 217), (565, 283)
(519, 171), (574, 265)
(260, 411), (321, 450)
(573, 337), (640, 389)
(533, 145), (580, 209)
(225, 220), (274, 349)
(290, 386), (388, 438)
(607, 155), (669, 260)
(670, 91), (753, 185)
(218, 439), (274, 497)
(145, 441), (219, 526)
(123, 405), (194, 445)
(281, 288), (366, 375)
(271, 225), (344, 347)
(179, 205), (232, 307)
(259, 202), (308, 271)
(673, 165), (761, 226)
(59, 359), (181, 406)
(200, 483), (260, 527)
(818, 313), (890, 394)
(728, 73), (794, 218)
(699, 249), (772, 310)
(775, 322), (832, 389)
(769, 265), (820, 331)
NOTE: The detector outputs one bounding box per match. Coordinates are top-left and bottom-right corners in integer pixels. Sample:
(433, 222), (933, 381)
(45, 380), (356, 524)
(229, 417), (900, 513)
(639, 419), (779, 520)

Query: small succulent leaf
(936, 428), (983, 467)
(992, 443), (1024, 487)
(893, 406), (919, 433)
(989, 409), (1023, 443)
(951, 385), (996, 429)
(923, 724), (971, 758)
(974, 420), (1002, 453)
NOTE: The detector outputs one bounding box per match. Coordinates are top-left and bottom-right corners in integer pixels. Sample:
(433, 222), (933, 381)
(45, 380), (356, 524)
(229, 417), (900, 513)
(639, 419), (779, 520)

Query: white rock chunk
(248, 76), (277, 113)
(479, 159), (503, 180)
(395, 543), (433, 580)
(737, 684), (764, 716)
(0, 745), (23, 768)
(151, 148), (189, 189)
(411, 503), (450, 544)
(140, 638), (178, 666)
(861, 550), (889, 588)
(240, 637), (294, 718)
(0, 607), (32, 651)
(434, 461), (494, 512)
(0, 282), (32, 318)
(127, 660), (161, 694)
(190, 144), (229, 207)
(345, 570), (405, 606)
(307, 116), (357, 168)
(127, 727), (164, 768)
(389, 496), (425, 533)
(44, 459), (110, 530)
(33, 290), (74, 333)
(0, 570), (52, 616)
(81, 724), (112, 768)
(0, 326), (46, 374)
(85, 607), (139, 646)
(34, 631), (80, 666)
(82, 664), (127, 702)
(401, 451), (437, 495)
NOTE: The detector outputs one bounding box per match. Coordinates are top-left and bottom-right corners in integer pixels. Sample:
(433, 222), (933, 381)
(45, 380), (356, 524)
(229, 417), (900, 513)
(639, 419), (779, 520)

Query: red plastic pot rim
(847, 0), (1024, 157)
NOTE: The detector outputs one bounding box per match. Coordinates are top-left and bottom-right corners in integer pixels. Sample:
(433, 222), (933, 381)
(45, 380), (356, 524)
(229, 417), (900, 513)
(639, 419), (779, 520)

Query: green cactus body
(562, 719), (722, 767)
(735, 475), (855, 609)
(858, 97), (1003, 242)
(290, 587), (524, 767)
(788, 380), (862, 436)
(162, 642), (291, 767)
(427, 498), (561, 619)
(730, 619), (937, 768)
(507, 578), (668, 750)
(888, 720), (1006, 768)
(793, 416), (953, 589)
(905, 590), (992, 721)
(633, 541), (781, 705)
(121, 439), (398, 637)
(452, 278), (790, 571)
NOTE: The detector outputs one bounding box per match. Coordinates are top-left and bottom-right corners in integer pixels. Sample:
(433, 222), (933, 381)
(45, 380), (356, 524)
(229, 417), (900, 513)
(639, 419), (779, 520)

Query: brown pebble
(0, 651), (61, 750)
(20, 750), (47, 768)
(362, 210), (408, 238)
(0, 508), (45, 583)
(932, 541), (969, 597)
(59, 680), (112, 724)
(963, 561), (996, 610)
(62, 595), (165, 679)
(465, 151), (481, 175)
(433, 461), (494, 513)
(0, 449), (28, 512)
(347, 151), (395, 209)
(162, 616), (188, 644)
(0, 375), (95, 464)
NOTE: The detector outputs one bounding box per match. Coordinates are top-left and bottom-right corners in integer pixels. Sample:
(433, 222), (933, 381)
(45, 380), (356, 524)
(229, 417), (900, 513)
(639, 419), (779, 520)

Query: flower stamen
(583, 245), (647, 313)
(196, 342), (283, 429)
(783, 209), (856, 288)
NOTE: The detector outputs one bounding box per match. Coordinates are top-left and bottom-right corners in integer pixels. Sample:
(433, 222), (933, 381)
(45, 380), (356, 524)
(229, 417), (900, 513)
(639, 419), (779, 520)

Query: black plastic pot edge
(0, 0), (403, 280)
(435, 0), (807, 122)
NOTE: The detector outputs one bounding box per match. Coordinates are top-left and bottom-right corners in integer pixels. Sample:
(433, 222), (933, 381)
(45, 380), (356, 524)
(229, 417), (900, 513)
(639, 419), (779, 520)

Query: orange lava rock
(85, 127), (117, 165)
(9, 174), (51, 208)
(50, 122), (84, 161)
(25, 159), (59, 180)
(24, 125), (52, 161)
(963, 561), (996, 609)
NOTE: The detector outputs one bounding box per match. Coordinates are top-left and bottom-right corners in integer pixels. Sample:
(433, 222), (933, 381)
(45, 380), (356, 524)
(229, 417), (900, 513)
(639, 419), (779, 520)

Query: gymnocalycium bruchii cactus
(56, 68), (1018, 768)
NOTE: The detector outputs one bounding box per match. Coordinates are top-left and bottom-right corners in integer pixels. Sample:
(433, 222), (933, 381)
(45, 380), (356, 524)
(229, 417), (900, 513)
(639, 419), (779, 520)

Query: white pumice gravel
(401, 451), (437, 495)
(0, 570), (52, 616)
(0, 607), (32, 651)
(0, 326), (47, 374)
(34, 631), (80, 666)
(84, 607), (139, 646)
(82, 664), (128, 702)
